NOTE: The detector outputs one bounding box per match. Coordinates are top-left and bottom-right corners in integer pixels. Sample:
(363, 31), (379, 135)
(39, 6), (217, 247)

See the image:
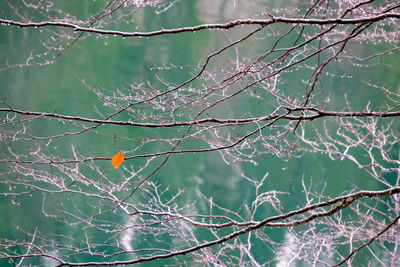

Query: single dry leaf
(111, 151), (124, 169)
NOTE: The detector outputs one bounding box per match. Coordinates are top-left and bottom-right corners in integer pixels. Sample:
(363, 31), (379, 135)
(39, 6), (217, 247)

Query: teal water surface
(0, 1), (399, 266)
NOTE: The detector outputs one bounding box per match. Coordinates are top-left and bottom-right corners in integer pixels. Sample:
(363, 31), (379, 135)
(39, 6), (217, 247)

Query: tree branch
(1, 106), (400, 128)
(1, 13), (399, 37)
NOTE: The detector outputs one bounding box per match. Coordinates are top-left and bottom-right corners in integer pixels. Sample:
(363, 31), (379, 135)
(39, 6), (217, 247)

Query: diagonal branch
(54, 187), (400, 266)
(332, 213), (400, 267)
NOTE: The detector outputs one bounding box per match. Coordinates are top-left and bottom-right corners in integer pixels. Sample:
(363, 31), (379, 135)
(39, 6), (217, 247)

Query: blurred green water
(0, 1), (399, 266)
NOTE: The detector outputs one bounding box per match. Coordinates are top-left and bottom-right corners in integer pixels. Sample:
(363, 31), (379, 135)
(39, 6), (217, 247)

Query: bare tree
(1, 0), (400, 266)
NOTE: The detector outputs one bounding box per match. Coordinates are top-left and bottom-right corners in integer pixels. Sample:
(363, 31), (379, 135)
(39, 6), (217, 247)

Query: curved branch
(54, 187), (400, 266)
(1, 13), (399, 37)
(1, 106), (400, 128)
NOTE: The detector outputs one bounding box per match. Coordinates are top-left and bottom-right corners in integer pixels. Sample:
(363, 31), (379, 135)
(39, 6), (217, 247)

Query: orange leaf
(111, 151), (124, 169)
